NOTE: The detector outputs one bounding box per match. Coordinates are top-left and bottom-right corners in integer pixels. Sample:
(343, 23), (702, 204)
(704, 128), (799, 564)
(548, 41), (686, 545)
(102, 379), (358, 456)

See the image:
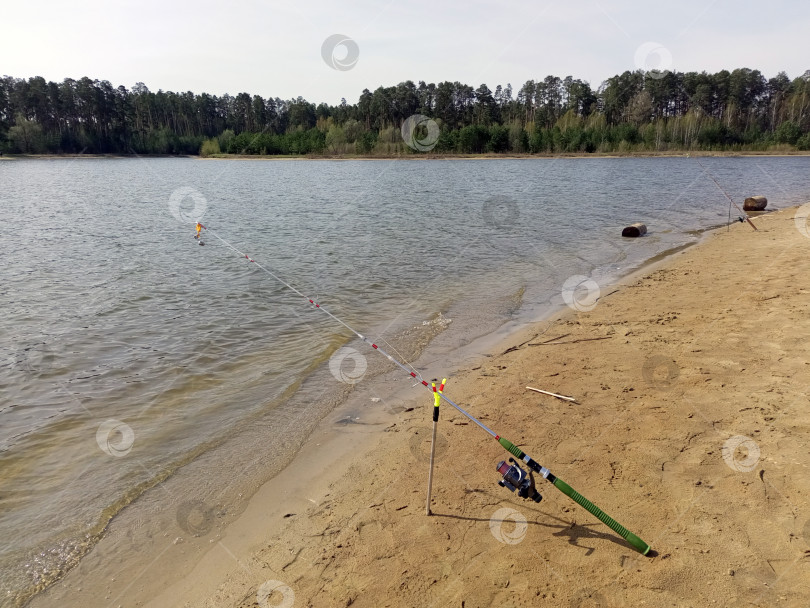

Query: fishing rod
(695, 157), (757, 231)
(199, 225), (652, 556)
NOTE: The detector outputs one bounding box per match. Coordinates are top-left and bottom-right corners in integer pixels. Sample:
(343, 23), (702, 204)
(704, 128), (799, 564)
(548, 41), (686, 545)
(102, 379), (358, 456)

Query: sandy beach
(30, 204), (810, 607)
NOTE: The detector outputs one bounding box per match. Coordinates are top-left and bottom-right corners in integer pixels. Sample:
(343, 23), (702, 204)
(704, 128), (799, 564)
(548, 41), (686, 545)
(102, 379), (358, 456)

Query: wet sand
(31, 205), (810, 607)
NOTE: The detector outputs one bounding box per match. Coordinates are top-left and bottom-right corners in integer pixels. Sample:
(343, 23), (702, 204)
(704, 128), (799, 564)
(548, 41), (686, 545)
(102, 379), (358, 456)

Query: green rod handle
(553, 477), (650, 555)
(496, 436), (650, 555)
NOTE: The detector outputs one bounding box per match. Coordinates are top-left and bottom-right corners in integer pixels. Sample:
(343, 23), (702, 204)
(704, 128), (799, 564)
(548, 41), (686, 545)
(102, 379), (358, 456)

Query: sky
(2, 0), (809, 104)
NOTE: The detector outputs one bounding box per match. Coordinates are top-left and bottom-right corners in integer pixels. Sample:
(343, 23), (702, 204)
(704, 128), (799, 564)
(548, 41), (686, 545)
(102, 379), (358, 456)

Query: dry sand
(32, 205), (810, 607)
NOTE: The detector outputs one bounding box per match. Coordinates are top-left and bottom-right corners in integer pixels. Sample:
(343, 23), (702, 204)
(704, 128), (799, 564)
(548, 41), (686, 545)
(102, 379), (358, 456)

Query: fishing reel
(496, 458), (542, 503)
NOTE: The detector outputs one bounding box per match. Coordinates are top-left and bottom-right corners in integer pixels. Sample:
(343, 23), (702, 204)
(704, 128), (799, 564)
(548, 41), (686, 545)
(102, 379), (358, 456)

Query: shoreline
(28, 204), (810, 606)
(3, 150), (810, 162)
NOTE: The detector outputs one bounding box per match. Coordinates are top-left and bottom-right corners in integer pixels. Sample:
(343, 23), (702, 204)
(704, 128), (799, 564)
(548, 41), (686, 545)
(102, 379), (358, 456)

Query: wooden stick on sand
(526, 386), (577, 403)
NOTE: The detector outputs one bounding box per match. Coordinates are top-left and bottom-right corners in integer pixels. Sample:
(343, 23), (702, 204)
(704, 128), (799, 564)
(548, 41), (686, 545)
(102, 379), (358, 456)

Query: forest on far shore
(2, 68), (810, 157)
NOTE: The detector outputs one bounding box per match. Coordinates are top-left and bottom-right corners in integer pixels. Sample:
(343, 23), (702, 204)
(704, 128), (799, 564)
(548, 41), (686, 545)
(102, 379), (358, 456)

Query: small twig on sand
(533, 333), (571, 344)
(526, 386), (577, 403)
(501, 336), (535, 355)
(528, 336), (611, 346)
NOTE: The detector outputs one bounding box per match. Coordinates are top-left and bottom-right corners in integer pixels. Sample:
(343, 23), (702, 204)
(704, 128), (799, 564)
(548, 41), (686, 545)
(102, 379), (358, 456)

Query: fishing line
(204, 229), (432, 388)
(694, 157), (758, 231)
(197, 223), (652, 555)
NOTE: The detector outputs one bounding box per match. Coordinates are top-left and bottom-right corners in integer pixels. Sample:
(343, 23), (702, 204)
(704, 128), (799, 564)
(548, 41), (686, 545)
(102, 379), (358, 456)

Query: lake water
(1, 155), (808, 606)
